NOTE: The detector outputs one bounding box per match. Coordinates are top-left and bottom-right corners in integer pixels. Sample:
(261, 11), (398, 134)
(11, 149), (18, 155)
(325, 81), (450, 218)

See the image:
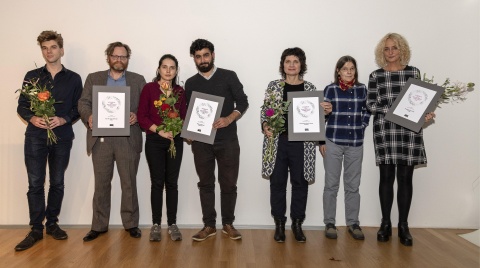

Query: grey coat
(78, 70), (146, 155)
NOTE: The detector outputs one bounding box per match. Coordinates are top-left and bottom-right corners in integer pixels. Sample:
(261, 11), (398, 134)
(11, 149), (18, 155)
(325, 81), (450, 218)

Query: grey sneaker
(168, 224), (182, 241)
(149, 224), (161, 242)
(348, 224), (365, 240)
(325, 223), (338, 239)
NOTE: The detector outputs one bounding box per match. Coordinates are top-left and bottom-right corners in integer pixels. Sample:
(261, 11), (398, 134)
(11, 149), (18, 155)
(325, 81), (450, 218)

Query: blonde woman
(367, 33), (435, 246)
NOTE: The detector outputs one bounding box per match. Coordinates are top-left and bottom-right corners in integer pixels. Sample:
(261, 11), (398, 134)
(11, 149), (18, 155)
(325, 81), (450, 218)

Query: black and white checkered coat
(367, 66), (427, 166)
(260, 79), (317, 182)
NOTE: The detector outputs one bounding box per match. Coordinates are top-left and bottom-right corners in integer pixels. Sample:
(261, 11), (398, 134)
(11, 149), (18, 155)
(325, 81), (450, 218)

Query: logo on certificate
(102, 96), (121, 113)
(408, 90), (428, 106)
(195, 103), (213, 119)
(295, 100), (315, 118)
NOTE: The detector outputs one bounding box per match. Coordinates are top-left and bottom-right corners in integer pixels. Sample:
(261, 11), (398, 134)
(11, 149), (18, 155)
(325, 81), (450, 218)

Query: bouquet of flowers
(154, 82), (183, 158)
(261, 81), (290, 163)
(17, 78), (59, 144)
(422, 73), (475, 107)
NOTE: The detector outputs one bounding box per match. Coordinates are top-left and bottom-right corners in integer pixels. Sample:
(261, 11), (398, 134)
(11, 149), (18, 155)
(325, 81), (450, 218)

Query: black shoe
(398, 222), (413, 246)
(127, 227), (141, 238)
(15, 230), (43, 251)
(291, 219), (306, 243)
(83, 230), (106, 242)
(46, 224), (68, 240)
(273, 218), (286, 242)
(377, 219), (392, 242)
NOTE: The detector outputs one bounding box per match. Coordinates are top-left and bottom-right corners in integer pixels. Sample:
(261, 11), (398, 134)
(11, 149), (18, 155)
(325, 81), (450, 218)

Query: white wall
(0, 0), (478, 228)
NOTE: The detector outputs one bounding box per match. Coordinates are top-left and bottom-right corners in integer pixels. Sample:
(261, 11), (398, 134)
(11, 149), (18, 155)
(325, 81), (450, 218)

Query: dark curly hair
(153, 54), (179, 87)
(279, 47), (307, 79)
(189, 39), (214, 56)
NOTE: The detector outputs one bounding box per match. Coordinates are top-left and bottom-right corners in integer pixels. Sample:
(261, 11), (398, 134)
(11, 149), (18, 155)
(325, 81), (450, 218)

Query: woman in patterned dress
(260, 47), (317, 243)
(367, 33), (435, 246)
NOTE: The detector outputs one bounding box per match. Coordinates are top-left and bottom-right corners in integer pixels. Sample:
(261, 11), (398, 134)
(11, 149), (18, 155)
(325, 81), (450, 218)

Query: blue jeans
(24, 136), (72, 230)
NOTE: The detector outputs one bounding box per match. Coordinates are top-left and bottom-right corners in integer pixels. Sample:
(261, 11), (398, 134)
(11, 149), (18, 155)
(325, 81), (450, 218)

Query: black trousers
(145, 134), (183, 226)
(192, 139), (240, 227)
(270, 135), (308, 221)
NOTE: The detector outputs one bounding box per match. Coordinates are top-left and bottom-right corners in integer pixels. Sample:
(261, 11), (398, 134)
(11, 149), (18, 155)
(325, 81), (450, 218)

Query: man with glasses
(78, 42), (146, 242)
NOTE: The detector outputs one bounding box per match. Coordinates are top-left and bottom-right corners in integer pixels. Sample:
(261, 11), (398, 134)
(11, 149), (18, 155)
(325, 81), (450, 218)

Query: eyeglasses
(383, 47), (399, 53)
(340, 67), (356, 73)
(110, 55), (128, 61)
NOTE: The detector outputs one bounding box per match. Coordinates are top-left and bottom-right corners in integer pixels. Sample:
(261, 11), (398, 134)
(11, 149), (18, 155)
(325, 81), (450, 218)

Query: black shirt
(282, 82), (304, 134)
(17, 65), (83, 140)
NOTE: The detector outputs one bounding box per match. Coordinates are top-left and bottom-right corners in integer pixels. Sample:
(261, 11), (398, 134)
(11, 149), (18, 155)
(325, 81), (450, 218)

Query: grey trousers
(91, 137), (140, 231)
(323, 139), (363, 226)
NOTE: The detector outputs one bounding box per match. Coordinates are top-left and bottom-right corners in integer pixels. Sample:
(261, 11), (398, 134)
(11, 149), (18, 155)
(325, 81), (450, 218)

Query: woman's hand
(319, 144), (326, 158)
(263, 123), (273, 138)
(159, 130), (173, 140)
(425, 112), (435, 123)
(320, 102), (332, 115)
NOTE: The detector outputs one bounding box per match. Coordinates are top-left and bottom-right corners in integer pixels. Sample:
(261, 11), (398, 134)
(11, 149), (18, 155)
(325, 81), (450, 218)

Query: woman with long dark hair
(138, 54), (187, 242)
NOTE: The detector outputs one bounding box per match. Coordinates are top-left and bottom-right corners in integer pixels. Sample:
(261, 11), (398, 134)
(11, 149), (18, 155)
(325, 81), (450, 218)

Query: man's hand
(130, 112), (137, 125)
(30, 116), (48, 129)
(48, 116), (66, 129)
(213, 117), (232, 129)
(88, 115), (93, 129)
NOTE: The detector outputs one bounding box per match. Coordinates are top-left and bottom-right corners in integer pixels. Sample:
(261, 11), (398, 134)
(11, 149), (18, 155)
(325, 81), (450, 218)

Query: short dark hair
(105, 42), (131, 58)
(190, 39), (214, 56)
(154, 54), (179, 88)
(279, 47), (307, 79)
(334, 55), (360, 85)
(37, 30), (63, 48)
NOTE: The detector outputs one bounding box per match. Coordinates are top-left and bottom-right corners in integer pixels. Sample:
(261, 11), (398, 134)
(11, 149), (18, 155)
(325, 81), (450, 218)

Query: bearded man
(78, 42), (146, 242)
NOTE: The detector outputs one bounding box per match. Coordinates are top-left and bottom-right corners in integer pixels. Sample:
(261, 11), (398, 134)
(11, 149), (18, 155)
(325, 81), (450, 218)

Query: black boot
(398, 222), (413, 246)
(291, 219), (306, 242)
(274, 218), (286, 242)
(377, 219), (392, 242)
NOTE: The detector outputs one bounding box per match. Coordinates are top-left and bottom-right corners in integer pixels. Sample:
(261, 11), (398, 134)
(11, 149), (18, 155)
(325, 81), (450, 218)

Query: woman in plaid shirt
(367, 33), (435, 247)
(319, 56), (370, 241)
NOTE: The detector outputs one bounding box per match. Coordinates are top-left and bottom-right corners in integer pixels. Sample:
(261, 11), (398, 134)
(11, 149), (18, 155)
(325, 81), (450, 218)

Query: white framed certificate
(181, 91), (224, 144)
(385, 78), (444, 132)
(287, 91), (325, 141)
(92, 86), (130, 136)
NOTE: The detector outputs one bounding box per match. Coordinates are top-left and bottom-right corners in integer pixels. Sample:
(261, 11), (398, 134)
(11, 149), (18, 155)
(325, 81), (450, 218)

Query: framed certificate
(385, 78), (444, 132)
(287, 91), (325, 141)
(181, 91), (224, 144)
(92, 86), (130, 136)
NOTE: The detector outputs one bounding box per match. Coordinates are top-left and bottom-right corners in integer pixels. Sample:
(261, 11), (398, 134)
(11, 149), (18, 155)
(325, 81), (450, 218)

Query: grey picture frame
(287, 91), (325, 141)
(384, 78), (444, 133)
(92, 85), (131, 137)
(180, 91), (225, 144)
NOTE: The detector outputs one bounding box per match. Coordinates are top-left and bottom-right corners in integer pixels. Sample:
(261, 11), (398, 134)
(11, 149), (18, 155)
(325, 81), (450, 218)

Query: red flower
(161, 103), (170, 111)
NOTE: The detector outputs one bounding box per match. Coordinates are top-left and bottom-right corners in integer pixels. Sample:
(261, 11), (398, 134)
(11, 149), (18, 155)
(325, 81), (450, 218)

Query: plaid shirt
(324, 83), (371, 146)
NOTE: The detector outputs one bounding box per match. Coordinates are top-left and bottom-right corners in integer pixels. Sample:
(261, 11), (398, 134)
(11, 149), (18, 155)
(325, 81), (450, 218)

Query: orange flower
(37, 91), (50, 102)
(160, 82), (170, 91)
(167, 110), (179, 119)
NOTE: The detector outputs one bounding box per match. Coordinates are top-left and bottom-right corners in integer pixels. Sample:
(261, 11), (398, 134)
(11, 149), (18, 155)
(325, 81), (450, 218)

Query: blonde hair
(374, 33), (411, 68)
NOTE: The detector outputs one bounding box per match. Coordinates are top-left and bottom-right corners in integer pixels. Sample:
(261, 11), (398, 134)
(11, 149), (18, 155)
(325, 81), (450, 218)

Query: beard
(109, 60), (128, 72)
(196, 58), (214, 73)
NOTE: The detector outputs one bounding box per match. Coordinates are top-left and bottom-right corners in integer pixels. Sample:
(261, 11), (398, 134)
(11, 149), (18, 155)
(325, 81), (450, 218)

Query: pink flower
(265, 108), (274, 117)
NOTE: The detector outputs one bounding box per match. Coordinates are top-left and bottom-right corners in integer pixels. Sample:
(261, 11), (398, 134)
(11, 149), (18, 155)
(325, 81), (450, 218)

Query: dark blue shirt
(323, 83), (371, 146)
(17, 65), (83, 141)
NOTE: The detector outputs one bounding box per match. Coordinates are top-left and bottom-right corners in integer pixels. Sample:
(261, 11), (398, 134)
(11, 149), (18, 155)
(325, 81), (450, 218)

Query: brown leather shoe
(222, 224), (242, 240)
(192, 226), (216, 242)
